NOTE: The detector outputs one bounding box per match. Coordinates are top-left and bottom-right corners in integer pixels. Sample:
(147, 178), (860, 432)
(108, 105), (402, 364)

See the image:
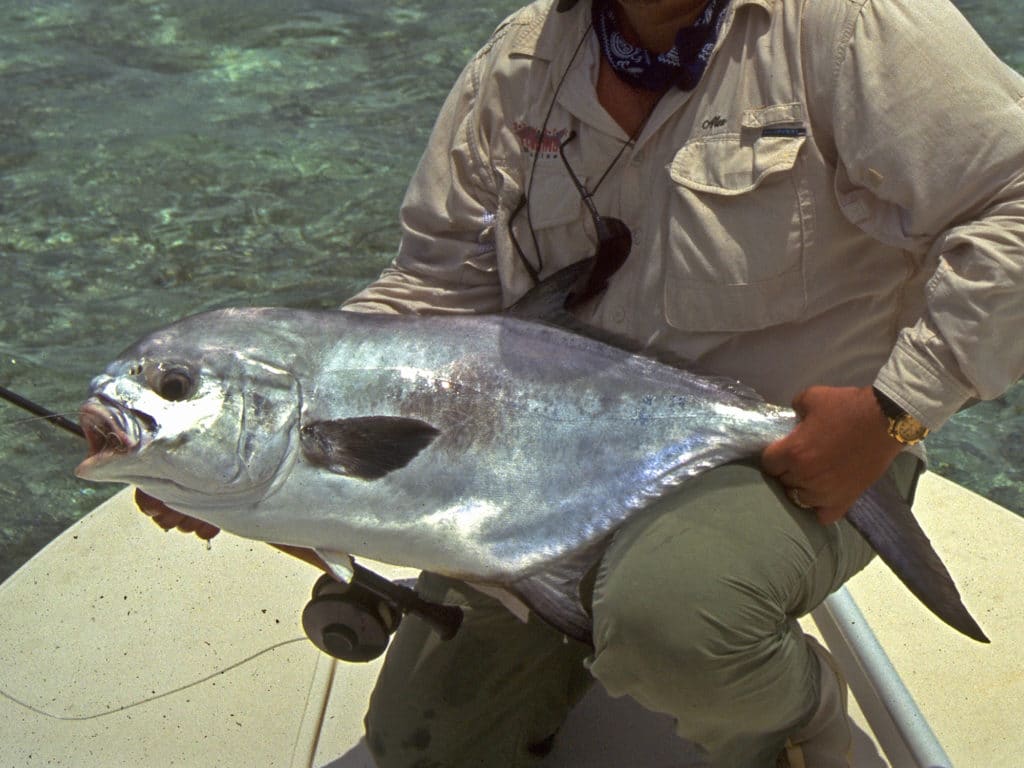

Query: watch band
(872, 387), (905, 420)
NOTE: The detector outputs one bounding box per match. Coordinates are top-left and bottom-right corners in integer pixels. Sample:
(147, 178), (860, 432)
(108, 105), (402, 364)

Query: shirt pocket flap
(740, 101), (804, 129)
(670, 121), (805, 196)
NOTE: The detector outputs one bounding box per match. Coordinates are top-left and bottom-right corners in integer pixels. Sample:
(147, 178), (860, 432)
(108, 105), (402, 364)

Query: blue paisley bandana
(593, 0), (731, 91)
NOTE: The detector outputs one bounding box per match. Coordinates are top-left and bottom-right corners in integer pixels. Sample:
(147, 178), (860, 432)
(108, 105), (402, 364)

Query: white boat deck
(1, 472), (1021, 767)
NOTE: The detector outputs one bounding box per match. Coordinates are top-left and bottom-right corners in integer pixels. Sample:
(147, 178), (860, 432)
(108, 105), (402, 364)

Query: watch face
(894, 415), (929, 444)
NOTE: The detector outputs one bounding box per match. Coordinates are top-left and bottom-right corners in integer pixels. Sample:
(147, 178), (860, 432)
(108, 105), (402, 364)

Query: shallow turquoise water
(0, 0), (1022, 582)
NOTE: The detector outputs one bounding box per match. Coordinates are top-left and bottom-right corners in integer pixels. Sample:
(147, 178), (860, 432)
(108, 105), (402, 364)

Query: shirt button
(612, 306), (626, 324)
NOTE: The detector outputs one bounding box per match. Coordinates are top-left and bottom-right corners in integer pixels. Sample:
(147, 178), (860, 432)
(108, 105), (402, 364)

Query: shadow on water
(1, 0), (1022, 581)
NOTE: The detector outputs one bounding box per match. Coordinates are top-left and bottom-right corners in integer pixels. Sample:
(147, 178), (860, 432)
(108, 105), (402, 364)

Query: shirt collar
(509, 0), (773, 64)
(507, 0), (773, 141)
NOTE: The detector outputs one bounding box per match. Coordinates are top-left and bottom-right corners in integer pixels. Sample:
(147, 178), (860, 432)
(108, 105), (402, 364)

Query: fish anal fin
(847, 474), (990, 643)
(509, 548), (602, 647)
(316, 549), (355, 583)
(300, 416), (440, 480)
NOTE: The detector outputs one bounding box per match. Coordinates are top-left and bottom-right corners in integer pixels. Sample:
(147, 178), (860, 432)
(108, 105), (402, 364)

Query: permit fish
(75, 263), (988, 644)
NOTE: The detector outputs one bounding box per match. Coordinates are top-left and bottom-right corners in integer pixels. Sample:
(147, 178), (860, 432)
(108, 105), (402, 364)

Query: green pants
(363, 457), (920, 768)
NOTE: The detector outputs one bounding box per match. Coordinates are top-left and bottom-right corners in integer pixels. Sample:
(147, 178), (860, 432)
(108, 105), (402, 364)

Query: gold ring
(788, 488), (812, 510)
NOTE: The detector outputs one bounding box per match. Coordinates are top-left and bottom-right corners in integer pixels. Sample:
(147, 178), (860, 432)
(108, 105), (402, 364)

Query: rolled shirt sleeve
(826, 0), (1024, 427)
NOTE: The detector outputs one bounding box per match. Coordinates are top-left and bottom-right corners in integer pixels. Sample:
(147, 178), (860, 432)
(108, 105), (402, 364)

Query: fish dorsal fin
(505, 258), (596, 322)
(300, 416), (440, 480)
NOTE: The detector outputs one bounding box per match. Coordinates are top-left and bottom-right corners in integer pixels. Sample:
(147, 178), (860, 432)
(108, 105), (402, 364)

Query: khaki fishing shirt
(344, 0), (1024, 431)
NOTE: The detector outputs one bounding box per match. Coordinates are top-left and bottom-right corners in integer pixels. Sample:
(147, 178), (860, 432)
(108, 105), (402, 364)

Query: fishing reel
(301, 563), (463, 663)
(302, 573), (401, 662)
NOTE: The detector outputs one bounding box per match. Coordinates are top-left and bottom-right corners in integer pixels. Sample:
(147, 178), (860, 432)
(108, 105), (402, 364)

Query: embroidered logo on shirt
(701, 115), (727, 130)
(513, 122), (569, 159)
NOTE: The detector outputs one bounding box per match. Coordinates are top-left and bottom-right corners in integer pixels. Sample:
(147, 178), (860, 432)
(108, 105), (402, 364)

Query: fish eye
(154, 367), (196, 401)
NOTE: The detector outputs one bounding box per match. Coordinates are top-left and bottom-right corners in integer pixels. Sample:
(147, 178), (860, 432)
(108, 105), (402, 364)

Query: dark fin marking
(508, 545), (603, 647)
(300, 416), (440, 481)
(847, 473), (989, 643)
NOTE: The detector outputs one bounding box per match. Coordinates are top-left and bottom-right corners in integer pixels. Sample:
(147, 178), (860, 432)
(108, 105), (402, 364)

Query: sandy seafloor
(1, 0), (1022, 582)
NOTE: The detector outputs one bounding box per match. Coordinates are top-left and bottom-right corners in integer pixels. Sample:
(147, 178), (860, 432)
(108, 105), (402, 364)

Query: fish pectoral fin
(316, 548), (355, 583)
(300, 416), (440, 480)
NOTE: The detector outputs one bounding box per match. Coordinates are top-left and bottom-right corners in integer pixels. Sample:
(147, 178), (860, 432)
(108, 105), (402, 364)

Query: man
(142, 0), (1024, 764)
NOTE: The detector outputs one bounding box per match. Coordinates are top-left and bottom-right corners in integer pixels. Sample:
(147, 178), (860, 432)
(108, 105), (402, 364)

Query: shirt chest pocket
(662, 109), (811, 333)
(496, 164), (588, 301)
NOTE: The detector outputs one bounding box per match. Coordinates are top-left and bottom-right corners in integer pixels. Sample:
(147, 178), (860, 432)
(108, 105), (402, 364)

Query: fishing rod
(0, 384), (85, 438)
(0, 384), (463, 661)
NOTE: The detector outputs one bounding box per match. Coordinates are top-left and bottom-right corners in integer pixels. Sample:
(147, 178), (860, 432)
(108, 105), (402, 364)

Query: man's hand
(135, 489), (220, 540)
(134, 489), (329, 570)
(761, 385), (904, 525)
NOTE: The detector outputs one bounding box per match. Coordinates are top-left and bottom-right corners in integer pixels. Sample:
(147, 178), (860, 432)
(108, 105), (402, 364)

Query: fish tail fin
(846, 474), (989, 643)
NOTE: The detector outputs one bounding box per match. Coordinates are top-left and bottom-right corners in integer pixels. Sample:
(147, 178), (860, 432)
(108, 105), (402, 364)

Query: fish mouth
(75, 399), (149, 476)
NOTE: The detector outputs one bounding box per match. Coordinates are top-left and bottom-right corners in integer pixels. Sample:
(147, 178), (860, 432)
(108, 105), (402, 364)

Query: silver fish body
(76, 297), (988, 643)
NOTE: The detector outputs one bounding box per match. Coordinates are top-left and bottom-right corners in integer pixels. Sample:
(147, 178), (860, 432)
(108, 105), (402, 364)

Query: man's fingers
(760, 437), (792, 480)
(135, 489), (172, 517)
(174, 516), (219, 539)
(815, 505), (847, 526)
(194, 522), (220, 540)
(785, 486), (814, 510)
(134, 489), (220, 539)
(175, 516), (200, 534)
(790, 387), (813, 420)
(152, 510), (185, 531)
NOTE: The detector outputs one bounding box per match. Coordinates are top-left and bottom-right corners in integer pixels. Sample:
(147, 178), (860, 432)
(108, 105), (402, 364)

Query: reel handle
(350, 561), (463, 640)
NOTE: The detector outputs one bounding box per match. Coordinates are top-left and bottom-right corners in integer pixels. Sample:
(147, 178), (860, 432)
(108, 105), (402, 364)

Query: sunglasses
(509, 131), (633, 309)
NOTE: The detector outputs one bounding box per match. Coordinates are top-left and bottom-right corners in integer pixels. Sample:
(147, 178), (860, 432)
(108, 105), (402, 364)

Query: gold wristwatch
(872, 387), (929, 445)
